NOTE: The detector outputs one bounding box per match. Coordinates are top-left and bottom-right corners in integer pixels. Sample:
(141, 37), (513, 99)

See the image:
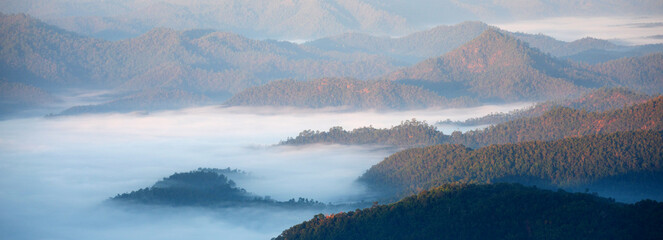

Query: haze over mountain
(386, 29), (605, 101)
(4, 0), (662, 42)
(224, 78), (478, 110)
(281, 95), (663, 149)
(3, 1), (663, 240)
(2, 12), (661, 116)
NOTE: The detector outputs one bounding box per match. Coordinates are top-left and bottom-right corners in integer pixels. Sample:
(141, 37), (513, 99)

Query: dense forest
(385, 29), (608, 101)
(281, 119), (447, 148)
(442, 87), (654, 126)
(274, 183), (663, 240)
(591, 53), (663, 95)
(225, 78), (478, 110)
(280, 95), (663, 149)
(359, 130), (663, 201)
(451, 96), (663, 148)
(112, 169), (325, 209)
(3, 13), (662, 115)
(0, 13), (399, 101)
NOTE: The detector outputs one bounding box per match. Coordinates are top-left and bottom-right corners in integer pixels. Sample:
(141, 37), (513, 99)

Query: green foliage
(360, 130), (663, 198)
(274, 183), (663, 240)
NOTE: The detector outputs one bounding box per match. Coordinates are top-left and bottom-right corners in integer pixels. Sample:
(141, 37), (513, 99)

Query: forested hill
(112, 169), (325, 208)
(274, 183), (663, 240)
(385, 28), (606, 101)
(224, 78), (478, 110)
(443, 87), (654, 126)
(280, 96), (663, 148)
(0, 13), (398, 98)
(450, 95), (663, 148)
(359, 130), (663, 202)
(591, 53), (663, 95)
(281, 119), (447, 148)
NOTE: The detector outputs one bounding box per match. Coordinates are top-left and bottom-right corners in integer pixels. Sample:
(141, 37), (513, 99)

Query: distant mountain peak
(444, 28), (535, 73)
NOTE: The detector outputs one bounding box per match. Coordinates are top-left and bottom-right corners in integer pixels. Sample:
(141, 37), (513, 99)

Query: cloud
(0, 103), (527, 239)
(495, 16), (663, 45)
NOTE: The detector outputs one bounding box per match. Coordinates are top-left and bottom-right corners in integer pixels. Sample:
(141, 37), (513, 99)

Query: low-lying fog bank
(0, 103), (529, 240)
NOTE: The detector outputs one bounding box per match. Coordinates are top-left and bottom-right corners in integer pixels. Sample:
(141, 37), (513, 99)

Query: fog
(0, 103), (528, 240)
(495, 16), (663, 45)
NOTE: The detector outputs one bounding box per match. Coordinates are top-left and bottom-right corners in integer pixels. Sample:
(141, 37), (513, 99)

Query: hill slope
(446, 87), (655, 127)
(0, 13), (399, 94)
(360, 130), (663, 201)
(280, 95), (663, 149)
(224, 78), (478, 110)
(451, 96), (663, 148)
(385, 29), (608, 101)
(112, 168), (325, 208)
(275, 183), (663, 240)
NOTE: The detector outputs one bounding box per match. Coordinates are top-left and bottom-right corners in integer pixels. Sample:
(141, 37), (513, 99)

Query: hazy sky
(1, 0), (661, 44)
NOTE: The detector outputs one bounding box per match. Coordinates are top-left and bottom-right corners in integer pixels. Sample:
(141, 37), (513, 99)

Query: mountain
(53, 89), (213, 116)
(26, 0), (410, 40)
(307, 23), (663, 65)
(564, 44), (663, 64)
(0, 13), (406, 115)
(510, 33), (619, 57)
(385, 29), (609, 102)
(275, 183), (663, 240)
(306, 21), (490, 63)
(0, 79), (59, 117)
(591, 53), (663, 94)
(445, 87), (655, 126)
(224, 78), (478, 110)
(360, 130), (663, 202)
(449, 96), (663, 148)
(0, 13), (400, 91)
(281, 95), (663, 148)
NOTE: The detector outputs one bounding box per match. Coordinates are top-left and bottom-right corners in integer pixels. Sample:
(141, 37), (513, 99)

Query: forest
(112, 169), (327, 209)
(224, 78), (478, 110)
(281, 94), (663, 149)
(441, 87), (653, 126)
(274, 183), (663, 240)
(359, 130), (663, 201)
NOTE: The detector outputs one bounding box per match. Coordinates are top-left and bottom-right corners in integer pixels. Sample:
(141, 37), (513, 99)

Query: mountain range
(6, 0), (662, 40)
(234, 29), (662, 107)
(1, 13), (662, 116)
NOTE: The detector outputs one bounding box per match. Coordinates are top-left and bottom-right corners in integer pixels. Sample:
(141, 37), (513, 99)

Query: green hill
(359, 130), (663, 201)
(275, 183), (663, 240)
